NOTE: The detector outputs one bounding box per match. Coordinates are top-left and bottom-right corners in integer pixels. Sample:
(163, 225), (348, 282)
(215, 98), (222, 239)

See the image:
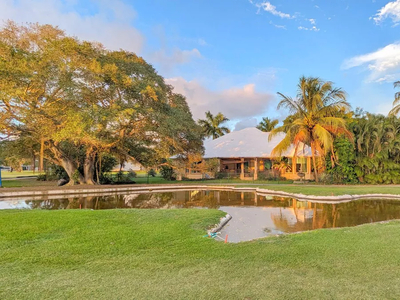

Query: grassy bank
(1, 209), (400, 299)
(236, 184), (400, 196)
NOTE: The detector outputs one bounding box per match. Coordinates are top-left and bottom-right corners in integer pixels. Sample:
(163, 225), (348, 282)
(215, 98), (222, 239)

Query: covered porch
(219, 157), (315, 181)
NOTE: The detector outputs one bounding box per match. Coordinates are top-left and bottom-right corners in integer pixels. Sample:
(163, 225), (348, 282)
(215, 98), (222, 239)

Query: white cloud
(372, 0), (400, 25)
(257, 1), (293, 19)
(166, 77), (275, 120)
(0, 0), (144, 53)
(269, 21), (286, 30)
(152, 48), (202, 72)
(298, 26), (320, 31)
(234, 118), (259, 131)
(342, 42), (400, 82)
(308, 18), (316, 25)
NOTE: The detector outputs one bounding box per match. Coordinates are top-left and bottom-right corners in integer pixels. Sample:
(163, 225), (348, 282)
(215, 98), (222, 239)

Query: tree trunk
(32, 152), (35, 174)
(311, 141), (319, 182)
(49, 144), (84, 185)
(84, 151), (96, 185)
(39, 138), (44, 172)
(61, 158), (84, 185)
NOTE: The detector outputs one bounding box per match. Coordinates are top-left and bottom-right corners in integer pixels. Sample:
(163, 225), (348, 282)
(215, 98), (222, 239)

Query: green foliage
(147, 169), (157, 177)
(325, 136), (358, 183)
(257, 117), (279, 132)
(349, 113), (400, 184)
(0, 21), (202, 185)
(271, 76), (352, 182)
(160, 166), (176, 181)
(72, 170), (81, 185)
(36, 174), (47, 181)
(198, 111), (230, 139)
(257, 170), (285, 181)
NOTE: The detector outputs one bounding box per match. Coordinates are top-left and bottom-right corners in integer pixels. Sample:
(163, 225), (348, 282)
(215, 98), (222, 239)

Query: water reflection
(2, 190), (400, 241)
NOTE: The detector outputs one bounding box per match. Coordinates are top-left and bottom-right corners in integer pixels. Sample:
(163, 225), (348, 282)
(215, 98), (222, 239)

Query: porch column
(240, 158), (245, 180)
(307, 157), (312, 175)
(254, 158), (258, 180)
(292, 157), (296, 175)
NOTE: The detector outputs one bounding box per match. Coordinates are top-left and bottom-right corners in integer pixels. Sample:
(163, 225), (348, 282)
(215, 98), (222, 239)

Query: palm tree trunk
(39, 137), (44, 172)
(311, 141), (319, 182)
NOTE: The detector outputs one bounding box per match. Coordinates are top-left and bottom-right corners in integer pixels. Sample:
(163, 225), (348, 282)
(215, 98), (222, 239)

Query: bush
(127, 170), (137, 180)
(257, 170), (284, 181)
(160, 166), (176, 181)
(72, 170), (81, 184)
(36, 174), (47, 181)
(148, 169), (157, 177)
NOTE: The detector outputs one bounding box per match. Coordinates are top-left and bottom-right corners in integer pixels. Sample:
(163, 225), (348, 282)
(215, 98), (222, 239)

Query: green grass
(1, 179), (55, 188)
(237, 184), (400, 196)
(0, 171), (43, 178)
(1, 209), (400, 299)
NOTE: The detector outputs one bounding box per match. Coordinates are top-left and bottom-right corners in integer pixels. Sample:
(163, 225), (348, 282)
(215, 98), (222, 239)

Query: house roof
(203, 127), (313, 159)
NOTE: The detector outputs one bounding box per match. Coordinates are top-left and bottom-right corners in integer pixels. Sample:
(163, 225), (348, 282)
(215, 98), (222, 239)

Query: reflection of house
(184, 127), (317, 180)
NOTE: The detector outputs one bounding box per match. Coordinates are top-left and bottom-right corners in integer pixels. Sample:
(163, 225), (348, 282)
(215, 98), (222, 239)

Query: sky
(1, 0), (400, 130)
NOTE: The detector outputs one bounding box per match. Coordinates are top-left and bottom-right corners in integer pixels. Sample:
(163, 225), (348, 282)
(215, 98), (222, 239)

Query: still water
(2, 190), (400, 242)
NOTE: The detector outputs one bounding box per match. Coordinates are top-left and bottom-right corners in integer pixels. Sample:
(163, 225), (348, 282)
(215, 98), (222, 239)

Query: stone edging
(1, 185), (400, 203)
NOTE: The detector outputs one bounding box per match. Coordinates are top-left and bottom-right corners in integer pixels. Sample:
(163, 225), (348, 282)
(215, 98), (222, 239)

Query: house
(184, 127), (316, 181)
(112, 160), (144, 172)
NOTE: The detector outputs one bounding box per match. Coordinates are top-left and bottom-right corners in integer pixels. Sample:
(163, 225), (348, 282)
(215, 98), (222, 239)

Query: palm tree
(269, 76), (352, 182)
(198, 111), (230, 139)
(257, 117), (279, 132)
(389, 81), (400, 116)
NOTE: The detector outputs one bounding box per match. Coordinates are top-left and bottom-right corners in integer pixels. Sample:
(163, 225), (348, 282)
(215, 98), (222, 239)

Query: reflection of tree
(271, 199), (400, 233)
(25, 199), (70, 210)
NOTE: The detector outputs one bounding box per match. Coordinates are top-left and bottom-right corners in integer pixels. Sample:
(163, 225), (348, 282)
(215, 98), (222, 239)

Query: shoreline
(2, 183), (400, 202)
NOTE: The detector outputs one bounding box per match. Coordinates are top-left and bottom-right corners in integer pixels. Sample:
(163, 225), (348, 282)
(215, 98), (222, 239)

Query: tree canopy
(257, 117), (279, 132)
(270, 76), (352, 182)
(0, 21), (202, 184)
(198, 111), (230, 140)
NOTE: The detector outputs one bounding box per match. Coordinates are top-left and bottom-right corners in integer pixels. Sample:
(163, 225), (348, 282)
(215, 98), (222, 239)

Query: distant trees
(270, 76), (351, 182)
(389, 81), (400, 116)
(198, 111), (230, 139)
(257, 117), (278, 132)
(0, 21), (202, 184)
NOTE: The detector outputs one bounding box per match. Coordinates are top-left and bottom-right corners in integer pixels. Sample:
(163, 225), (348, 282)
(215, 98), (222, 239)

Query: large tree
(198, 111), (230, 139)
(270, 76), (351, 182)
(257, 117), (279, 132)
(0, 21), (202, 184)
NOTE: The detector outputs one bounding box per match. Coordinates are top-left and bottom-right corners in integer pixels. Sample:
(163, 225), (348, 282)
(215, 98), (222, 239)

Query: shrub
(160, 166), (176, 181)
(148, 169), (157, 177)
(36, 174), (47, 181)
(72, 170), (81, 184)
(127, 170), (137, 180)
(257, 170), (283, 181)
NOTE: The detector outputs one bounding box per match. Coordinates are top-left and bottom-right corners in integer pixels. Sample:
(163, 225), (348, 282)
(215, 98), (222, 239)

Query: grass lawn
(1, 209), (400, 299)
(1, 179), (55, 188)
(237, 184), (400, 196)
(0, 171), (44, 178)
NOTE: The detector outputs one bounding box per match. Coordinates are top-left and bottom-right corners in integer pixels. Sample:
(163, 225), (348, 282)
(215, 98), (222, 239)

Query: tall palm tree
(389, 81), (400, 116)
(198, 111), (230, 139)
(269, 76), (352, 182)
(257, 117), (279, 132)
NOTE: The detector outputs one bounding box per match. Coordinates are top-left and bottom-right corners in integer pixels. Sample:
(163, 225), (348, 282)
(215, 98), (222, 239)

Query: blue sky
(1, 0), (400, 130)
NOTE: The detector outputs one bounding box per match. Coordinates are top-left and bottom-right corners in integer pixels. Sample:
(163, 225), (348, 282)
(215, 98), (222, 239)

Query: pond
(2, 189), (400, 242)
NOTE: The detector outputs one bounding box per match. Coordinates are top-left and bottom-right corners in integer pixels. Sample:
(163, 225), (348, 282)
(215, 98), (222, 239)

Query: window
(296, 157), (307, 172)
